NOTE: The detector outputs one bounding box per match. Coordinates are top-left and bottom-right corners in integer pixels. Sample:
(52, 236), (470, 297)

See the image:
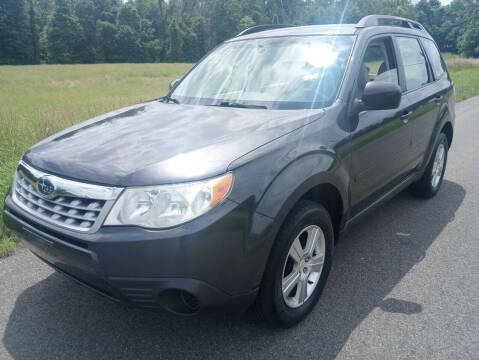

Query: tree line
(0, 0), (478, 65)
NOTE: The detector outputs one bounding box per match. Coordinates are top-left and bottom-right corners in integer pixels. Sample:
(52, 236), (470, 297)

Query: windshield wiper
(161, 95), (180, 104)
(212, 101), (267, 109)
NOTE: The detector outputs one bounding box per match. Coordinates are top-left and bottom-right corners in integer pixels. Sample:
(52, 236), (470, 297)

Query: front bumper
(3, 192), (273, 315)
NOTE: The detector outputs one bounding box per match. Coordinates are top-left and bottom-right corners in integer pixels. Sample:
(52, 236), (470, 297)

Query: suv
(3, 15), (454, 327)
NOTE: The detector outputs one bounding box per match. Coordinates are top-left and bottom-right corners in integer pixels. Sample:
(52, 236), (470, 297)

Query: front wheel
(410, 133), (449, 198)
(256, 200), (334, 327)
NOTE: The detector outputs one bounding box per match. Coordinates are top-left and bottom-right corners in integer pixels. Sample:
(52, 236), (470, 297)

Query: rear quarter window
(422, 38), (447, 80)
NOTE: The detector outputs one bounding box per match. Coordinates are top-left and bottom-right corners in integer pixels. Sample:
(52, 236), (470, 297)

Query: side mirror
(361, 81), (401, 110)
(169, 79), (180, 91)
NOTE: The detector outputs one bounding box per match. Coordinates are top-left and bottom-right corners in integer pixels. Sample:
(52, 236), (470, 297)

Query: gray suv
(3, 15), (454, 327)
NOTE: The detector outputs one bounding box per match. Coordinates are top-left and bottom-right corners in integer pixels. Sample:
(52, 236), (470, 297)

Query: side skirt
(340, 171), (422, 235)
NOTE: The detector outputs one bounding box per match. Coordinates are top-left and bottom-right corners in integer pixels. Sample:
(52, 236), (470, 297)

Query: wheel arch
(441, 121), (453, 148)
(253, 177), (346, 296)
(246, 150), (350, 290)
(263, 175), (348, 249)
(300, 183), (344, 239)
(420, 105), (453, 173)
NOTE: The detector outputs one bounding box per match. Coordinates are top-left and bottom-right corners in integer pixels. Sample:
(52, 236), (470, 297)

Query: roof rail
(357, 15), (425, 31)
(236, 24), (295, 37)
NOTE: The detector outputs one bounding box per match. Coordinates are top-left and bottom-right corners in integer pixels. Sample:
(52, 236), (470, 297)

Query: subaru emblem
(36, 177), (55, 198)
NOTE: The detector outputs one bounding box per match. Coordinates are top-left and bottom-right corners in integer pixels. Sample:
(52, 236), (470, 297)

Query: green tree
(140, 18), (162, 61)
(182, 24), (198, 62)
(94, 0), (121, 23)
(0, 0), (35, 64)
(459, 28), (479, 57)
(238, 15), (256, 32)
(96, 20), (117, 62)
(116, 24), (142, 62)
(115, 2), (143, 62)
(102, 0), (163, 62)
(27, 0), (41, 64)
(166, 17), (185, 61)
(75, 0), (97, 62)
(241, 0), (266, 25)
(34, 0), (54, 28)
(212, 0), (243, 43)
(4, 0), (479, 64)
(45, 0), (87, 63)
(117, 1), (140, 31)
(191, 16), (209, 59)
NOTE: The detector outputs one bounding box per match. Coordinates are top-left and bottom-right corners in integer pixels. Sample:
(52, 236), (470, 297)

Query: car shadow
(2, 180), (465, 360)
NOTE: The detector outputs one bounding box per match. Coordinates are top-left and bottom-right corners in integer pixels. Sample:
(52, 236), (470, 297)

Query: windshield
(171, 35), (354, 110)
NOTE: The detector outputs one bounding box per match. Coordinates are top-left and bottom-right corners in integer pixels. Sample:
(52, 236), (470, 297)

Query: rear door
(418, 37), (453, 156)
(395, 36), (440, 168)
(350, 36), (414, 211)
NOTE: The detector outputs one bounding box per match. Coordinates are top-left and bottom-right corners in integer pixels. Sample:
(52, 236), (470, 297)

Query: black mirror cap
(169, 79), (181, 91)
(362, 81), (401, 110)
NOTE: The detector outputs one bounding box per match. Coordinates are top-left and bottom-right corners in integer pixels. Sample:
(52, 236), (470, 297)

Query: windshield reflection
(172, 35), (354, 110)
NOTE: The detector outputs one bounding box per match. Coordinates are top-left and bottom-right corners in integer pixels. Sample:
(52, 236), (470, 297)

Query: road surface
(1, 96), (478, 360)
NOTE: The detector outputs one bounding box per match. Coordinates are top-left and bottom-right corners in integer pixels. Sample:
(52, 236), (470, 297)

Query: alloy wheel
(431, 143), (446, 188)
(282, 225), (326, 308)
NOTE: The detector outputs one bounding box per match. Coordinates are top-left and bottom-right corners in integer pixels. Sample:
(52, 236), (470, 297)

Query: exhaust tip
(157, 289), (201, 315)
(180, 290), (201, 312)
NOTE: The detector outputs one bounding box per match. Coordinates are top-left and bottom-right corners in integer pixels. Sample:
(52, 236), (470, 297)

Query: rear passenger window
(422, 38), (446, 79)
(396, 37), (429, 91)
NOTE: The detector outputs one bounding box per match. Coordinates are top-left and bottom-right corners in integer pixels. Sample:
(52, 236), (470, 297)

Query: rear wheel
(411, 133), (448, 198)
(256, 200), (333, 327)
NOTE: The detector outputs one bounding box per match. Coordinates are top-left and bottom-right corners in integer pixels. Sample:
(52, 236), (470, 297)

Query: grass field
(0, 63), (192, 256)
(443, 53), (479, 101)
(1, 59), (478, 256)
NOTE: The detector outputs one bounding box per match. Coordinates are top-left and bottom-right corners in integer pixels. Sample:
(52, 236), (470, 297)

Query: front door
(350, 36), (414, 213)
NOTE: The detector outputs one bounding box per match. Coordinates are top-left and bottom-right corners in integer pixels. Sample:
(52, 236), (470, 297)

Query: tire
(410, 133), (449, 199)
(256, 200), (334, 328)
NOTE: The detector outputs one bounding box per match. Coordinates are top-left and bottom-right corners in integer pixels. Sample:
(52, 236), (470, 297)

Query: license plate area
(21, 226), (58, 261)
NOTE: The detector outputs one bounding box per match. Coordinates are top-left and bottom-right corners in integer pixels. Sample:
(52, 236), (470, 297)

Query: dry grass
(444, 56), (479, 72)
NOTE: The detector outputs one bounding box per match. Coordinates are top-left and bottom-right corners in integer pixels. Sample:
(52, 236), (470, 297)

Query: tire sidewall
(270, 204), (334, 327)
(428, 134), (449, 194)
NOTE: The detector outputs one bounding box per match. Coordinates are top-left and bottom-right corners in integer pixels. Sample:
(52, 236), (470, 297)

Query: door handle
(434, 95), (443, 105)
(400, 111), (412, 123)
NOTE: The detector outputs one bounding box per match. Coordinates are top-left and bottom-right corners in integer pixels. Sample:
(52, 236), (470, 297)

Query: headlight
(104, 173), (233, 229)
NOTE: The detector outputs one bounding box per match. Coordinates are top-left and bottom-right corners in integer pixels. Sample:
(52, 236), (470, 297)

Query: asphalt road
(1, 96), (479, 360)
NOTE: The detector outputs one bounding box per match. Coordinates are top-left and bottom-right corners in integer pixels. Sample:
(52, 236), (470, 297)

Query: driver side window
(359, 37), (399, 94)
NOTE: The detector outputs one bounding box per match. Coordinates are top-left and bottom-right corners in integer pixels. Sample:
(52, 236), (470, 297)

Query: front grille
(15, 173), (105, 231)
(12, 161), (122, 233)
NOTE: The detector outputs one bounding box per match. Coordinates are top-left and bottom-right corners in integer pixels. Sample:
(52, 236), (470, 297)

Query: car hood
(24, 101), (325, 186)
